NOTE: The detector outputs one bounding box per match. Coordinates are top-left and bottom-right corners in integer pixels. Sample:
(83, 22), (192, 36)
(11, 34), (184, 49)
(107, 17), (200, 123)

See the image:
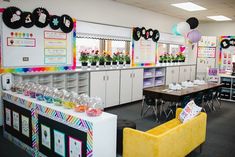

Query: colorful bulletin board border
(0, 8), (76, 74)
(219, 36), (235, 73)
(131, 38), (156, 67)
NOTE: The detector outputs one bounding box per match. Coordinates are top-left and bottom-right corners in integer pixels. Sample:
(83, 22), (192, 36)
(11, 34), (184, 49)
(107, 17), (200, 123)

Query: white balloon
(176, 22), (191, 36)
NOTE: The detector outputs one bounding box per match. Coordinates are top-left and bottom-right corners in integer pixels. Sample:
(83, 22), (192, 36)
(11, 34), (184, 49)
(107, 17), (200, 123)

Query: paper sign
(41, 124), (51, 149)
(5, 108), (11, 126)
(54, 130), (65, 157)
(7, 37), (36, 47)
(13, 111), (20, 131)
(44, 31), (67, 40)
(21, 115), (29, 137)
(69, 136), (82, 157)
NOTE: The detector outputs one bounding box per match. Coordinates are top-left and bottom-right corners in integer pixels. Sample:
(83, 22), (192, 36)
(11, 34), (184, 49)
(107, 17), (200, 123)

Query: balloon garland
(2, 6), (74, 33)
(133, 27), (160, 42)
(172, 17), (201, 43)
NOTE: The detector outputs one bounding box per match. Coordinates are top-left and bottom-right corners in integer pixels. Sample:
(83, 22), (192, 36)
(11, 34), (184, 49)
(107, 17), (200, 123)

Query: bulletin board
(219, 36), (235, 73)
(0, 11), (76, 73)
(132, 38), (157, 66)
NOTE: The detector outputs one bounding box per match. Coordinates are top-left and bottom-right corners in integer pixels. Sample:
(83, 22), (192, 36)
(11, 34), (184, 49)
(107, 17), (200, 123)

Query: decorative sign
(7, 37), (36, 47)
(44, 31), (67, 39)
(21, 115), (30, 137)
(41, 124), (51, 149)
(54, 130), (65, 157)
(198, 47), (216, 58)
(219, 36), (235, 73)
(69, 136), (82, 157)
(5, 108), (11, 126)
(13, 111), (20, 131)
(198, 36), (216, 47)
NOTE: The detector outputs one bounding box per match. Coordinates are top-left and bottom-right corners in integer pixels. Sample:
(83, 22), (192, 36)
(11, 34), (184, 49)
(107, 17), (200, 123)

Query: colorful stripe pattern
(37, 105), (93, 156)
(0, 8), (76, 74)
(3, 92), (93, 157)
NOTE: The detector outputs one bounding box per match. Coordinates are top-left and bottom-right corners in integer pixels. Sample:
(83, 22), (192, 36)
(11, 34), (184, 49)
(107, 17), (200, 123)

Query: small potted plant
(159, 55), (164, 64)
(167, 53), (171, 63)
(89, 50), (99, 69)
(118, 53), (125, 68)
(163, 54), (167, 63)
(171, 54), (175, 63)
(112, 53), (118, 68)
(105, 54), (112, 68)
(99, 53), (106, 69)
(79, 50), (89, 68)
(178, 52), (185, 62)
(124, 54), (131, 67)
(175, 54), (180, 63)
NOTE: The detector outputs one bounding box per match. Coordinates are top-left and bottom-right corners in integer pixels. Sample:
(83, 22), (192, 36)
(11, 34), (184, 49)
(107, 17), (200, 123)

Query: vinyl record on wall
(60, 14), (73, 33)
(144, 29), (150, 40)
(133, 27), (141, 41)
(141, 27), (146, 37)
(220, 39), (230, 49)
(49, 15), (61, 30)
(32, 7), (50, 28)
(148, 29), (153, 38)
(22, 12), (35, 28)
(2, 6), (23, 29)
(152, 29), (160, 42)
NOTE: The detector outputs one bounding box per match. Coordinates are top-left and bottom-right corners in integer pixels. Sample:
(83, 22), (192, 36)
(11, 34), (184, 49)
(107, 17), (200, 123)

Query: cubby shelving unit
(13, 72), (90, 95)
(143, 67), (165, 88)
(220, 75), (235, 101)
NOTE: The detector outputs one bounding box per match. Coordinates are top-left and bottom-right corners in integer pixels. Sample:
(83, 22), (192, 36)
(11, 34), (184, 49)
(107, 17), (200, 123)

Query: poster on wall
(219, 36), (235, 73)
(198, 47), (216, 58)
(54, 130), (65, 157)
(69, 136), (82, 157)
(13, 111), (20, 131)
(5, 108), (11, 126)
(21, 115), (30, 137)
(133, 38), (156, 66)
(41, 124), (51, 149)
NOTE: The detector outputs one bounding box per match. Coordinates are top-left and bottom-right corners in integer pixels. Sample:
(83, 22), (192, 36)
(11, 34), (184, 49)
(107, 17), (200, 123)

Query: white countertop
(219, 74), (235, 78)
(13, 63), (196, 76)
(2, 90), (117, 124)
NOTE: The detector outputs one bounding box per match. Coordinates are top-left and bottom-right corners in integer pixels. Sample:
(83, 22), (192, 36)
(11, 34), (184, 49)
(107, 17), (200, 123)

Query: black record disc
(144, 30), (150, 40)
(152, 30), (160, 42)
(148, 29), (153, 38)
(22, 12), (35, 28)
(33, 7), (50, 28)
(141, 27), (146, 37)
(49, 15), (61, 30)
(133, 27), (141, 41)
(220, 39), (230, 49)
(2, 6), (23, 29)
(60, 14), (73, 33)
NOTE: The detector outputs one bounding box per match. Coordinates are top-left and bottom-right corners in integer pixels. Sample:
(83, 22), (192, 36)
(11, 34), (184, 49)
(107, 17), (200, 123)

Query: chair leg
(152, 106), (159, 122)
(140, 98), (145, 116)
(142, 106), (151, 118)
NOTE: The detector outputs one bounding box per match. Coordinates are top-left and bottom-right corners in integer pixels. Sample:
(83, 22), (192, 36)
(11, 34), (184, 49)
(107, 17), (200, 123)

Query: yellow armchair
(123, 108), (207, 157)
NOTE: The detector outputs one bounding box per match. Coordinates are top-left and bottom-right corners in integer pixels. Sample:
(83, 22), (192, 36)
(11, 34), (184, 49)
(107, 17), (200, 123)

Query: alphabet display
(2, 6), (74, 33)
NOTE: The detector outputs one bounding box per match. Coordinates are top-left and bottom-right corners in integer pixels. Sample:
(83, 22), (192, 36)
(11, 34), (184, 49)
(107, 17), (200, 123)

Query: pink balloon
(187, 30), (202, 43)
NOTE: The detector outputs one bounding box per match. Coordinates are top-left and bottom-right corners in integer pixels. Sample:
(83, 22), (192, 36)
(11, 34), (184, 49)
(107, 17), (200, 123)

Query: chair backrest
(181, 95), (191, 108)
(194, 92), (203, 106)
(145, 96), (156, 106)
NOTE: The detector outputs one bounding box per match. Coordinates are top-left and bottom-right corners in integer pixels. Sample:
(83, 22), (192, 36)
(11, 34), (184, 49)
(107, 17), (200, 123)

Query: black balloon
(22, 12), (35, 28)
(2, 6), (23, 29)
(133, 27), (141, 41)
(186, 17), (199, 29)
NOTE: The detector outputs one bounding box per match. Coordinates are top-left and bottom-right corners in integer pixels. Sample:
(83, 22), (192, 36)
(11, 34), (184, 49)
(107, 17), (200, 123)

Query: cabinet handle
(103, 75), (106, 81)
(133, 73), (135, 78)
(107, 75), (109, 80)
(130, 73), (132, 78)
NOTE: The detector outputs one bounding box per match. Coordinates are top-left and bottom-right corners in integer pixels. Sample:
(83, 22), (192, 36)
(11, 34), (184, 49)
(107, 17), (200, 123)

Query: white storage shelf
(13, 72), (90, 95)
(143, 67), (166, 88)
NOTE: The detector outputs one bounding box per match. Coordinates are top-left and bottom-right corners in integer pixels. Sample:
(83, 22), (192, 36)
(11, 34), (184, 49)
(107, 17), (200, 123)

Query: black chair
(117, 119), (136, 155)
(203, 89), (214, 111)
(213, 87), (222, 109)
(181, 95), (191, 108)
(194, 92), (206, 112)
(141, 95), (158, 121)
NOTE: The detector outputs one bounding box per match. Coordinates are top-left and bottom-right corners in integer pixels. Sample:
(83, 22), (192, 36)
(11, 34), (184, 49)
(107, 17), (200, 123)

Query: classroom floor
(0, 101), (235, 157)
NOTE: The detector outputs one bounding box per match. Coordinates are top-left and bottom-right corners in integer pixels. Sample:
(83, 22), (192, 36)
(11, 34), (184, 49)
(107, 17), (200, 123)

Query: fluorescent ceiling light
(207, 15), (232, 21)
(171, 2), (207, 11)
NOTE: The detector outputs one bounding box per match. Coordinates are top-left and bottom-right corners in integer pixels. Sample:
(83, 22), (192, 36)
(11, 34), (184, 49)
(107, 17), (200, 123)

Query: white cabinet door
(132, 69), (144, 101)
(179, 66), (190, 82)
(120, 70), (133, 104)
(90, 71), (106, 104)
(190, 66), (196, 81)
(106, 70), (120, 108)
(166, 67), (179, 84)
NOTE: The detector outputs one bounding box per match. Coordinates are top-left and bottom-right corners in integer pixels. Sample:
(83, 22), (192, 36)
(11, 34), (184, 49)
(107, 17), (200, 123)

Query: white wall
(0, 0), (182, 33)
(199, 22), (235, 36)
